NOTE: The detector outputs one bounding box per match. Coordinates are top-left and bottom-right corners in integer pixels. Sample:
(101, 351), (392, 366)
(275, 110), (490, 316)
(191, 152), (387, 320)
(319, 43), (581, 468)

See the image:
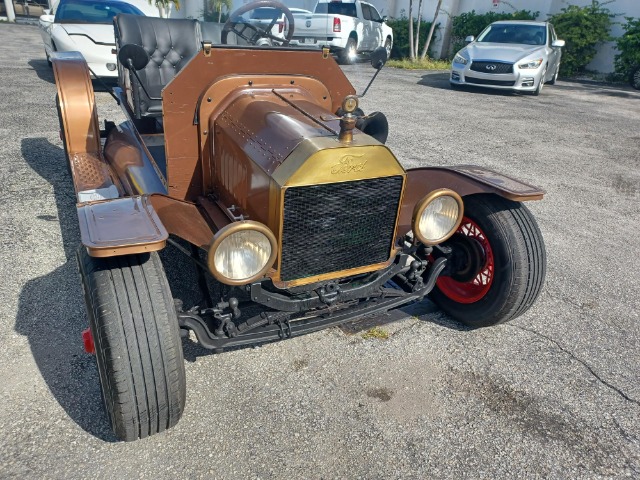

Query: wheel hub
(447, 234), (487, 283)
(436, 217), (495, 304)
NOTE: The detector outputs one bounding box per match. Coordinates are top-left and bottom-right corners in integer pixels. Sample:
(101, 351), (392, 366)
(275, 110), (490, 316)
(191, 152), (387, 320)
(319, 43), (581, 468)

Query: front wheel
(430, 194), (546, 328)
(78, 248), (186, 441)
(548, 65), (559, 85)
(532, 67), (547, 96)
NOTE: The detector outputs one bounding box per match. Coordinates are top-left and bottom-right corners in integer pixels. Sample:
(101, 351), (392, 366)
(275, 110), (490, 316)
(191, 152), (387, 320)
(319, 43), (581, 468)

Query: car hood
(59, 24), (116, 45)
(464, 43), (545, 62)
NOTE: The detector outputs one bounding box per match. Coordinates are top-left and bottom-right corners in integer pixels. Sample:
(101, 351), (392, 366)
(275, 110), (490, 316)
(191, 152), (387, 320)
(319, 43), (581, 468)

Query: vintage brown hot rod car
(51, 1), (546, 441)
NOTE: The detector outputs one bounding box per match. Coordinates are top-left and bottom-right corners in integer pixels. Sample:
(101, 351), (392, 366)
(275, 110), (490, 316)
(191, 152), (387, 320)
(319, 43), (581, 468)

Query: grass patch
(387, 58), (451, 70)
(362, 326), (390, 340)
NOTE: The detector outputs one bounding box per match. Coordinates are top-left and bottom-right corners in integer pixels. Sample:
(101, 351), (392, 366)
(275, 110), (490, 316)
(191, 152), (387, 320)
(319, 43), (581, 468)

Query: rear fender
(397, 165), (545, 236)
(52, 52), (122, 202)
(52, 51), (101, 158)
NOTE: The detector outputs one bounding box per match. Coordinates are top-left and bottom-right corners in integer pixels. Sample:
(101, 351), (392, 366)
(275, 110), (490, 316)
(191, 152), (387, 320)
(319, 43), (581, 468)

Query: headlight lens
(413, 190), (464, 245)
(518, 58), (543, 69)
(453, 53), (468, 65)
(341, 95), (359, 113)
(208, 221), (277, 284)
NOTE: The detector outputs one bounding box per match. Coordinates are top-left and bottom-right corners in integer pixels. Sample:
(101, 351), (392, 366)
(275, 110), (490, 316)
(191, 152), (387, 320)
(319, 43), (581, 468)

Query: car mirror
(552, 39), (565, 48)
(370, 46), (388, 70)
(381, 15), (388, 22)
(118, 43), (149, 71)
(40, 14), (54, 22)
(465, 35), (474, 43)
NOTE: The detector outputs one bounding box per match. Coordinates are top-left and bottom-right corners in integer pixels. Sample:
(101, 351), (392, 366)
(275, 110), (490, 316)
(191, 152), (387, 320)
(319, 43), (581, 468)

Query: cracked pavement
(1, 23), (639, 479)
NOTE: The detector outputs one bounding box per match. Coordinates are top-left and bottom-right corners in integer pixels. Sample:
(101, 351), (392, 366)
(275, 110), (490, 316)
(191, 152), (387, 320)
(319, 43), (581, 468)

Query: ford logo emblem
(486, 64), (497, 71)
(306, 20), (311, 27)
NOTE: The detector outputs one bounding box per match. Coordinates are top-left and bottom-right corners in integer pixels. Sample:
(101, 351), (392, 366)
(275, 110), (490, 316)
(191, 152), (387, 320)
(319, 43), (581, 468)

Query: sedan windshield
(54, 0), (144, 24)
(477, 24), (547, 46)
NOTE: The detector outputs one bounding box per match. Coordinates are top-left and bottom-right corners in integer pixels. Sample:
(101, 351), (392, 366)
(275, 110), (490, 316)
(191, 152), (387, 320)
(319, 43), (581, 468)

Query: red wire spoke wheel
(429, 194), (546, 328)
(436, 217), (494, 304)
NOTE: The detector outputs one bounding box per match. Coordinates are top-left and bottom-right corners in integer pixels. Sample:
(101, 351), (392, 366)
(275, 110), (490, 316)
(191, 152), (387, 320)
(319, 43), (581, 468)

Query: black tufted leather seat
(114, 14), (201, 118)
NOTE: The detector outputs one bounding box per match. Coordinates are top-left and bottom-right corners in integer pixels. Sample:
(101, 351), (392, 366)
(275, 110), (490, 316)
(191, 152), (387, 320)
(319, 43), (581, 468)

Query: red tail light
(277, 21), (284, 33)
(333, 17), (341, 32)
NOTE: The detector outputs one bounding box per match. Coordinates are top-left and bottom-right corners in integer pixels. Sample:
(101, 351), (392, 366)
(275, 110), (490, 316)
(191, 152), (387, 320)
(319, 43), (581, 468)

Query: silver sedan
(450, 20), (565, 95)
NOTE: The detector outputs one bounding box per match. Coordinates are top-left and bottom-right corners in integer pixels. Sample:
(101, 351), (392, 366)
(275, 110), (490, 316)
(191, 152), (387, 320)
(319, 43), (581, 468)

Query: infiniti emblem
(306, 20), (311, 27)
(486, 64), (497, 71)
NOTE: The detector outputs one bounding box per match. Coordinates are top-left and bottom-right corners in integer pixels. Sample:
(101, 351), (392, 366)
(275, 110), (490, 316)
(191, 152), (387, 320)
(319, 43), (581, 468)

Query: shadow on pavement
(28, 59), (55, 84)
(418, 72), (521, 96)
(554, 80), (640, 99)
(15, 137), (116, 442)
(14, 138), (215, 438)
(28, 58), (118, 92)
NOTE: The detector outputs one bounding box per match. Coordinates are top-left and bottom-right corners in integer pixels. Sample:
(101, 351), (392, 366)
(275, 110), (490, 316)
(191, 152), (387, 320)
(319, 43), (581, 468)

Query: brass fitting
(338, 114), (356, 144)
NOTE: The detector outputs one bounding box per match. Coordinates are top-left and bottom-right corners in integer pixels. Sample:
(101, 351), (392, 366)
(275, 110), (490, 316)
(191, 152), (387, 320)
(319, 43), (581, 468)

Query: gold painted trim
(412, 189), (464, 245)
(272, 137), (405, 187)
(272, 256), (399, 289)
(207, 220), (278, 286)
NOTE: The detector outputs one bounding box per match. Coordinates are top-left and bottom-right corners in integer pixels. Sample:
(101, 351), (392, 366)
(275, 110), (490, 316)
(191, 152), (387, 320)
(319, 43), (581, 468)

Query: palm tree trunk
(420, 0), (443, 60)
(414, 0), (424, 55)
(408, 0), (414, 59)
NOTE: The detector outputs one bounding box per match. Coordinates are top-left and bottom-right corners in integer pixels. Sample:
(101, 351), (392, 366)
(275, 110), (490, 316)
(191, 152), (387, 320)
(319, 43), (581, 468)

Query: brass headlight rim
(341, 94), (359, 113)
(412, 189), (464, 246)
(207, 220), (278, 286)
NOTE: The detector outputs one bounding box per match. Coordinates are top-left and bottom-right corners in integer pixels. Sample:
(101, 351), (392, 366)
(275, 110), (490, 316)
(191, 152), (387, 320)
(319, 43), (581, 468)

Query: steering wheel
(221, 1), (295, 46)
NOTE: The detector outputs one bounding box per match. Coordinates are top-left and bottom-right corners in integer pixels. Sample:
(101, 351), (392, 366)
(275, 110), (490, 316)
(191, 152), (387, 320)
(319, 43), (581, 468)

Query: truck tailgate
(291, 14), (334, 40)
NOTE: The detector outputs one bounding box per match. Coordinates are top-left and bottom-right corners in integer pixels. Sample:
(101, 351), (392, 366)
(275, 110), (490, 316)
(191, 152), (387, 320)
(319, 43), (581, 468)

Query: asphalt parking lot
(1, 23), (639, 479)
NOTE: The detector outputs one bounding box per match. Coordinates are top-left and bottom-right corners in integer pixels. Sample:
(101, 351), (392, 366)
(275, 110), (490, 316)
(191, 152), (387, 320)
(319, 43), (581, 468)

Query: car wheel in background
(630, 66), (640, 90)
(532, 66), (547, 96)
(384, 37), (392, 59)
(548, 65), (559, 85)
(339, 37), (357, 65)
(429, 194), (546, 328)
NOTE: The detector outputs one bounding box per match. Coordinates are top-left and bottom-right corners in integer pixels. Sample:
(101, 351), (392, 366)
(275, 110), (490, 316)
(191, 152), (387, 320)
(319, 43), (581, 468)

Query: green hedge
(386, 18), (438, 59)
(549, 2), (613, 76)
(615, 17), (640, 79)
(450, 9), (539, 55)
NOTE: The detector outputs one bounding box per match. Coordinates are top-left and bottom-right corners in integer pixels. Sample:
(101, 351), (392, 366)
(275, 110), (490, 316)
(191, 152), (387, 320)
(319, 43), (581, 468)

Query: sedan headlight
(207, 221), (277, 285)
(518, 58), (543, 69)
(453, 53), (468, 65)
(412, 190), (464, 245)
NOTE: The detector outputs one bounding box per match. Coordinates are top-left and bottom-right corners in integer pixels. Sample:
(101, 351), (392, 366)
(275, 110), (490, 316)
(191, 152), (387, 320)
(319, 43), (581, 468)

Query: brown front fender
(397, 165), (545, 237)
(77, 194), (231, 257)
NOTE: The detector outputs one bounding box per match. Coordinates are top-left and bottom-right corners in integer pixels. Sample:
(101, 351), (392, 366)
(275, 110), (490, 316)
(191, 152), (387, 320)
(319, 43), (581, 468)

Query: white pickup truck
(290, 0), (393, 64)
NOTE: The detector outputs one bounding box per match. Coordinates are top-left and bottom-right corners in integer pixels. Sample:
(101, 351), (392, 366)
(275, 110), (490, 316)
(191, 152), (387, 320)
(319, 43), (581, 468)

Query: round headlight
(207, 221), (277, 285)
(413, 190), (464, 245)
(341, 95), (359, 114)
